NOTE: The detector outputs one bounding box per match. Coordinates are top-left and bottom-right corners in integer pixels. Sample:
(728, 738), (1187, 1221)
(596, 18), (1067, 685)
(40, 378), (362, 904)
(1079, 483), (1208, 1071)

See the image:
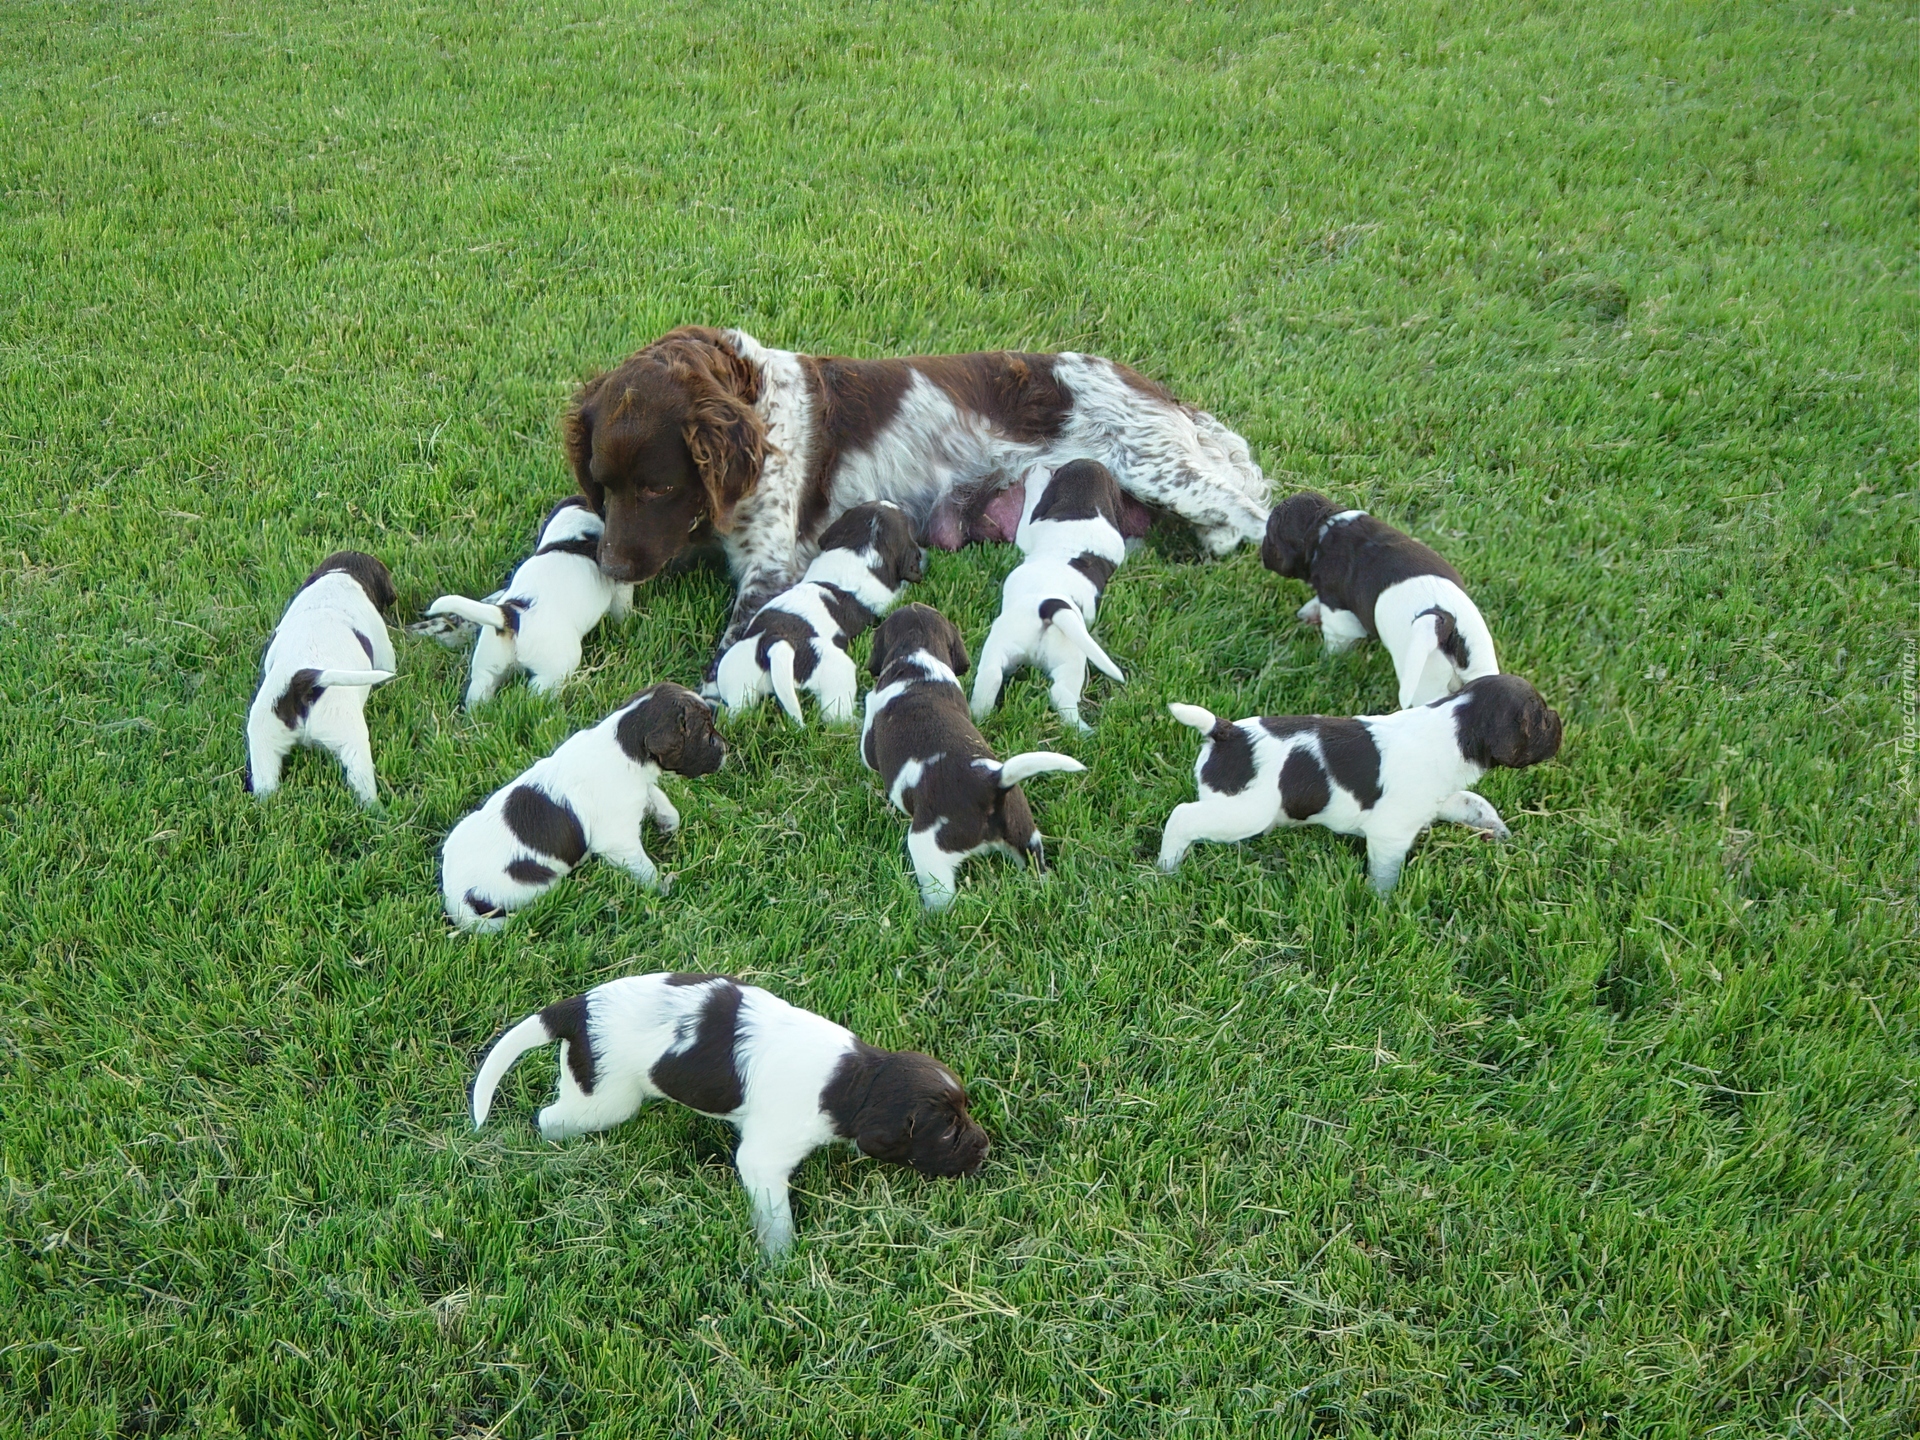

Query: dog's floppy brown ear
(943, 621), (970, 677)
(564, 373), (608, 512)
(670, 334), (767, 535)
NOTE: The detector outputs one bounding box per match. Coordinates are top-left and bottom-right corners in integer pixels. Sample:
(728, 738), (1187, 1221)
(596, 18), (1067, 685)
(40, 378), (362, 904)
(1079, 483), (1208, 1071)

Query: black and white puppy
(424, 497), (635, 708)
(861, 604), (1085, 910)
(713, 501), (923, 726)
(971, 459), (1128, 734)
(1158, 674), (1563, 895)
(471, 971), (990, 1255)
(1262, 491), (1500, 708)
(245, 551), (398, 807)
(441, 684), (727, 932)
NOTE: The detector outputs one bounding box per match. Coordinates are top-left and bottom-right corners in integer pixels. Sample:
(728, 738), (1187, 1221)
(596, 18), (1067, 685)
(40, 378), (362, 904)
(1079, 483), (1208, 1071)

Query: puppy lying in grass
(1158, 674), (1562, 895)
(245, 551), (398, 807)
(1263, 490), (1500, 708)
(441, 684), (726, 932)
(861, 603), (1085, 910)
(471, 970), (989, 1256)
(713, 501), (923, 726)
(425, 496), (634, 707)
(971, 459), (1128, 734)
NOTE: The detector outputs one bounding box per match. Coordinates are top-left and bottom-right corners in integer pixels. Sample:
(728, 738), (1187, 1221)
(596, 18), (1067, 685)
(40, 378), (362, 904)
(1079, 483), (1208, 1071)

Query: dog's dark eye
(637, 485), (675, 501)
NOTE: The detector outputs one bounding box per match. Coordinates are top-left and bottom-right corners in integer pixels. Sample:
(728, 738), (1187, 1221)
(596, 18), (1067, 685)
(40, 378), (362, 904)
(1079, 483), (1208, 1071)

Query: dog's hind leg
(810, 648), (861, 727)
(244, 707), (292, 797)
(1157, 790), (1279, 872)
(969, 619), (1019, 721)
(1045, 648), (1091, 735)
(312, 704), (380, 808)
(464, 629), (518, 709)
(524, 634), (583, 698)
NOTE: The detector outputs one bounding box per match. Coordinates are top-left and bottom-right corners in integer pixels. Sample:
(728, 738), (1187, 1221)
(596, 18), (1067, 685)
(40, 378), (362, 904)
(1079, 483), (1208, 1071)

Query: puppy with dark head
(441, 684), (727, 931)
(1263, 491), (1501, 709)
(422, 496), (635, 707)
(971, 459), (1129, 734)
(471, 971), (989, 1255)
(861, 603), (1086, 910)
(246, 551), (398, 807)
(714, 501), (923, 726)
(1159, 673), (1562, 895)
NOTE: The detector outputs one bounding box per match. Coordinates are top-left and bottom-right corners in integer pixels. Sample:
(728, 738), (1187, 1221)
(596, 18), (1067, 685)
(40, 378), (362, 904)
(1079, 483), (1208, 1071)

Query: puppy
(442, 684), (726, 932)
(713, 501), (923, 725)
(1262, 491), (1500, 708)
(471, 971), (988, 1255)
(1157, 674), (1562, 895)
(971, 460), (1128, 733)
(425, 497), (634, 707)
(861, 604), (1085, 910)
(245, 551), (398, 807)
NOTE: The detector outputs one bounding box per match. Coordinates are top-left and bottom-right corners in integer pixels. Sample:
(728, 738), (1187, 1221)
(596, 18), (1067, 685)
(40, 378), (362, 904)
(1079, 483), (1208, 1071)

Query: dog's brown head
(825, 1043), (990, 1178)
(1451, 674), (1564, 770)
(868, 603), (969, 679)
(614, 682), (730, 777)
(564, 327), (769, 583)
(1260, 491), (1339, 579)
(301, 551), (396, 612)
(817, 501), (926, 590)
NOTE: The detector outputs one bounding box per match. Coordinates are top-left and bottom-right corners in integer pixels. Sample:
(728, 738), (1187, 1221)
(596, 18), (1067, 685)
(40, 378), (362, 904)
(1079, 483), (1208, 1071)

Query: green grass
(3, 0), (1915, 1434)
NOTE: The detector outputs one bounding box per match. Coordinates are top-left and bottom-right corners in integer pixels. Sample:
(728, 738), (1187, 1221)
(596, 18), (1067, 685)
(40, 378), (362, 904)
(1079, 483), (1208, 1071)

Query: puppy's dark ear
(1455, 676), (1564, 769)
(564, 373), (608, 513)
(943, 620), (970, 677)
(1261, 492), (1335, 578)
(899, 543), (926, 586)
(615, 689), (682, 769)
(866, 626), (895, 679)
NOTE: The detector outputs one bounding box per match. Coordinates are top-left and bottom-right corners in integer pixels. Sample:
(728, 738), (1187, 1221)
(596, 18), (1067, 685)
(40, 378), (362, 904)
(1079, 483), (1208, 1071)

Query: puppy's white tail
(998, 752), (1087, 788)
(1042, 601), (1125, 683)
(470, 1012), (555, 1128)
(315, 668), (395, 688)
(428, 595), (511, 633)
(766, 641), (805, 726)
(1168, 702), (1232, 742)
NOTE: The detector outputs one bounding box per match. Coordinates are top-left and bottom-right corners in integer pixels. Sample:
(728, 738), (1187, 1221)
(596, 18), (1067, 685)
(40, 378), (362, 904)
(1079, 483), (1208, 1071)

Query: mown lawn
(2, 1), (1914, 1435)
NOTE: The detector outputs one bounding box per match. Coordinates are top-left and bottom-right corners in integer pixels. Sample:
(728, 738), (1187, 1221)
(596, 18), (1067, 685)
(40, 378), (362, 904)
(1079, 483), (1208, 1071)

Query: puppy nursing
(714, 502), (923, 726)
(471, 971), (989, 1255)
(1263, 491), (1500, 708)
(1158, 674), (1562, 894)
(427, 497), (634, 707)
(862, 604), (1085, 910)
(246, 551), (398, 807)
(442, 683), (726, 931)
(972, 460), (1128, 733)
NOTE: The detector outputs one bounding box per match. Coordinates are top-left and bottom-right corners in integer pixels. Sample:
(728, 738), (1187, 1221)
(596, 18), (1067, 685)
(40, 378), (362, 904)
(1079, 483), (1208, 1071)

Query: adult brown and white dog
(562, 327), (1272, 673)
(471, 971), (989, 1255)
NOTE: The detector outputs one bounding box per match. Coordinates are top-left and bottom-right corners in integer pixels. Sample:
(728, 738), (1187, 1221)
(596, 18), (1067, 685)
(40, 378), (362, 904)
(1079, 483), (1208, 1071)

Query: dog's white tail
(470, 1012), (555, 1128)
(428, 595), (511, 633)
(766, 641), (805, 726)
(1043, 602), (1125, 683)
(1168, 702), (1232, 741)
(315, 668), (395, 689)
(998, 752), (1087, 788)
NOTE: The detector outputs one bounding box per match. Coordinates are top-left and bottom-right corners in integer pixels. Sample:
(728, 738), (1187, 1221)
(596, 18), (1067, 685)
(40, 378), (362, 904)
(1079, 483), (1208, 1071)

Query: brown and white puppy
(471, 971), (989, 1255)
(562, 327), (1272, 674)
(971, 459), (1130, 734)
(712, 501), (923, 726)
(1158, 674), (1562, 895)
(860, 604), (1085, 910)
(424, 497), (635, 707)
(245, 551), (398, 807)
(441, 684), (727, 931)
(1262, 491), (1501, 708)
